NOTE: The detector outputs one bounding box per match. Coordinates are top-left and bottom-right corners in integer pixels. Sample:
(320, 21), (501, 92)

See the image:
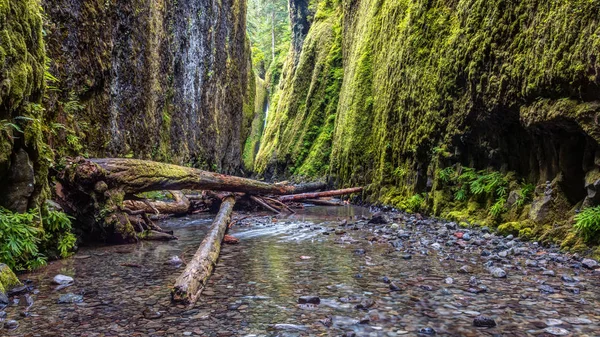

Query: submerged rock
(490, 268), (507, 278)
(298, 296), (320, 304)
(473, 315), (496, 327)
(3, 320), (18, 330)
(543, 327), (570, 336)
(57, 293), (83, 304)
(368, 212), (390, 224)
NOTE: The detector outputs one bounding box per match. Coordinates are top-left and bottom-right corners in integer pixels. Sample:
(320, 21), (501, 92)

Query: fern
(515, 183), (535, 208)
(454, 188), (467, 201)
(438, 167), (455, 183)
(490, 197), (506, 217)
(574, 206), (600, 242)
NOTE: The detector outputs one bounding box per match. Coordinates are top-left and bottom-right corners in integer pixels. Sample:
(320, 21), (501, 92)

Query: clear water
(4, 205), (600, 336)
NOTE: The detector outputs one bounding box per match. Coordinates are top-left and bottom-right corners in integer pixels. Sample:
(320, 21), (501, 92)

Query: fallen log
(250, 195), (281, 214)
(171, 195), (235, 304)
(89, 158), (306, 195)
(123, 191), (190, 215)
(278, 187), (363, 202)
(55, 158), (321, 242)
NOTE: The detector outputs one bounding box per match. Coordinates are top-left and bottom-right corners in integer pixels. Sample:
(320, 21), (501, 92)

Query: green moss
(0, 263), (21, 294)
(242, 75), (268, 171)
(255, 1), (343, 178)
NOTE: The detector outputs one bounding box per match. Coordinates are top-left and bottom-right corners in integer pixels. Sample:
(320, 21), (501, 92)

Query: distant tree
(247, 0), (291, 77)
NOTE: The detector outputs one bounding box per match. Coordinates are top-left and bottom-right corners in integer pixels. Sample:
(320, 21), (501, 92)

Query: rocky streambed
(2, 205), (600, 336)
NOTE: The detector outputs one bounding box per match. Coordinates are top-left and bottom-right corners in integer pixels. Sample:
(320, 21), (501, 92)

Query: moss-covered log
(171, 195), (235, 304)
(55, 158), (324, 242)
(89, 158), (306, 195)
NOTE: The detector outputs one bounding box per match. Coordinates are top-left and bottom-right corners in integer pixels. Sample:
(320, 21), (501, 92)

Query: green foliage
(0, 207), (76, 271)
(400, 194), (426, 213)
(515, 183), (535, 208)
(247, 0), (291, 71)
(438, 167), (455, 183)
(255, 2), (343, 177)
(574, 206), (600, 243)
(0, 208), (43, 271)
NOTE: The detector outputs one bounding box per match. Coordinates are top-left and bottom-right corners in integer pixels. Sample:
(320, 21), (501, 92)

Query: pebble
(298, 296), (320, 304)
(418, 327), (436, 335)
(490, 268), (507, 278)
(462, 233), (471, 241)
(473, 315), (496, 327)
(539, 285), (557, 294)
(542, 270), (556, 277)
(444, 277), (453, 284)
(3, 320), (18, 330)
(561, 274), (575, 282)
(543, 327), (570, 335)
(563, 317), (592, 325)
(581, 258), (598, 269)
(143, 308), (162, 319)
(53, 274), (74, 285)
(57, 293), (83, 304)
(458, 265), (471, 274)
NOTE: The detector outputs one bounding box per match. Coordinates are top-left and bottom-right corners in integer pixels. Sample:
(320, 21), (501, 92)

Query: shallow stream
(4, 205), (600, 336)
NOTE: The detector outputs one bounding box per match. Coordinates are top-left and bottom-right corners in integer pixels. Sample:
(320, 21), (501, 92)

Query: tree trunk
(88, 158), (302, 195)
(271, 10), (276, 62)
(278, 187), (363, 202)
(171, 195), (235, 305)
(54, 157), (328, 242)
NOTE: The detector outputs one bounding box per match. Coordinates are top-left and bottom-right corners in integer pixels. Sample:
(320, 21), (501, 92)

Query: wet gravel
(2, 205), (600, 336)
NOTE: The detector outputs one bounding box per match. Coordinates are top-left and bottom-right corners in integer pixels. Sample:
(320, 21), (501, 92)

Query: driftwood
(171, 195), (236, 304)
(278, 187), (363, 202)
(250, 195), (281, 214)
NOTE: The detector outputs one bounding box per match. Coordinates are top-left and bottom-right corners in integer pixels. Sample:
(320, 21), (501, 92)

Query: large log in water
(89, 158), (304, 195)
(55, 158), (321, 242)
(171, 195), (235, 304)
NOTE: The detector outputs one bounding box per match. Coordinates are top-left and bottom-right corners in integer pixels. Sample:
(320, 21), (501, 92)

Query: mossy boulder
(0, 263), (21, 295)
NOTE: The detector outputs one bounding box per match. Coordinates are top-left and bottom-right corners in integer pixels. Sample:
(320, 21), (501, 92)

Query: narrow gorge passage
(1, 0), (600, 336)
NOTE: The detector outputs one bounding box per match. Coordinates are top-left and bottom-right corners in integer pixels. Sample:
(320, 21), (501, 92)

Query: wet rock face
(42, 0), (252, 173)
(0, 149), (34, 213)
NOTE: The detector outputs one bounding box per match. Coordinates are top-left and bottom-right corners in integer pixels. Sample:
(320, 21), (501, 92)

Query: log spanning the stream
(171, 195), (236, 305)
(89, 158), (313, 195)
(54, 157), (323, 243)
(278, 187), (363, 202)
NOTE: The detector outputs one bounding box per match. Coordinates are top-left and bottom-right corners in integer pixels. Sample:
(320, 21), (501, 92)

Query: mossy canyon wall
(1, 0), (254, 212)
(256, 0), (600, 249)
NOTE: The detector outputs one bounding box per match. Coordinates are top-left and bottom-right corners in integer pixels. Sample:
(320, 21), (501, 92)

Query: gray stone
(0, 149), (34, 212)
(543, 327), (570, 336)
(473, 315), (496, 327)
(53, 274), (74, 285)
(368, 212), (390, 224)
(57, 293), (83, 304)
(490, 268), (507, 278)
(581, 258), (598, 270)
(298, 296), (320, 304)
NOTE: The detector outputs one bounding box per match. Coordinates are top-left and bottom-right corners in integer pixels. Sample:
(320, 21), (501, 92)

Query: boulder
(0, 264), (21, 302)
